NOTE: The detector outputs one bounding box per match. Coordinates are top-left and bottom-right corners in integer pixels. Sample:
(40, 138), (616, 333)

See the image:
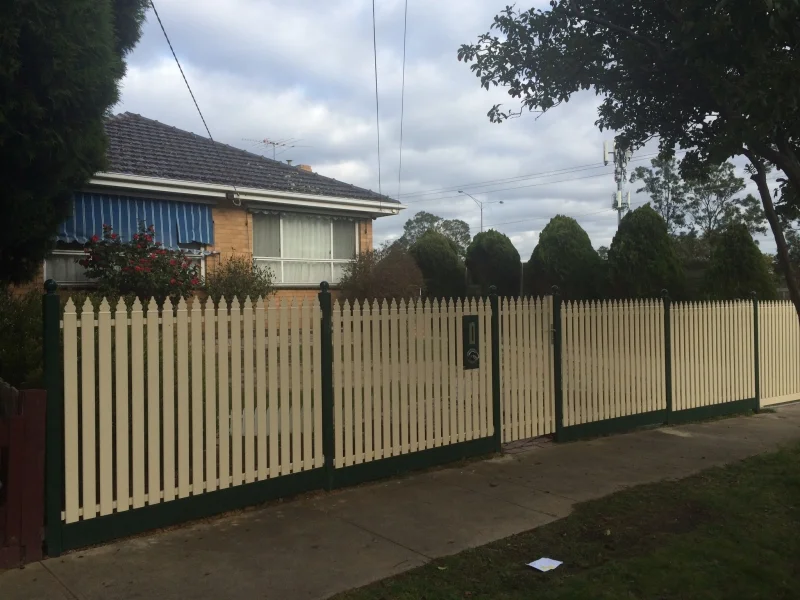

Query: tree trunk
(745, 152), (800, 327)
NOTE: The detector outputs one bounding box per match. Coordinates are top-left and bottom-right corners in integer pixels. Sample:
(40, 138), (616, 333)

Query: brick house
(40, 113), (403, 299)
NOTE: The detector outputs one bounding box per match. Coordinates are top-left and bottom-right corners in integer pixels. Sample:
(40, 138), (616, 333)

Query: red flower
(132, 234), (139, 241)
(170, 278), (176, 285)
(134, 266), (142, 272)
(110, 233), (118, 240)
(169, 259), (176, 266)
(191, 278), (199, 286)
(91, 235), (99, 242)
(145, 235), (153, 242)
(155, 241), (162, 247)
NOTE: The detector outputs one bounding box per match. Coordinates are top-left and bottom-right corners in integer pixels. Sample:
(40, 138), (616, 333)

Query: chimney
(298, 164), (313, 172)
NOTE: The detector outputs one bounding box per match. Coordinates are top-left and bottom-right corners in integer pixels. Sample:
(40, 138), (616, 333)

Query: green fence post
(42, 279), (63, 557)
(552, 286), (564, 442)
(489, 286), (502, 452)
(662, 289), (673, 424)
(318, 281), (336, 490)
(752, 291), (760, 413)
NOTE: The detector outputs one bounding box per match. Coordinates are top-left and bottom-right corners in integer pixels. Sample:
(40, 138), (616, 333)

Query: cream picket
(671, 301), (754, 408)
(561, 299), (666, 426)
(60, 294), (324, 524)
(760, 301), (800, 406)
(330, 297), (492, 464)
(499, 296), (555, 441)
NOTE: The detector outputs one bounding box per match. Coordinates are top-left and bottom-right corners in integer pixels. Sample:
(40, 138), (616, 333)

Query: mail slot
(462, 315), (480, 370)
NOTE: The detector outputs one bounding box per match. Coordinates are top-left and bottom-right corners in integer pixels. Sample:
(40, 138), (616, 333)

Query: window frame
(44, 246), (207, 287)
(252, 214), (359, 287)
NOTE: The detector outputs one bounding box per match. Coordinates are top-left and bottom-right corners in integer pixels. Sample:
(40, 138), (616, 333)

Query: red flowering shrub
(80, 223), (201, 304)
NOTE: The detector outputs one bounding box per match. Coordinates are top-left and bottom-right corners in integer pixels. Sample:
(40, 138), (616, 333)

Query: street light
(458, 190), (484, 232)
(458, 191), (503, 233)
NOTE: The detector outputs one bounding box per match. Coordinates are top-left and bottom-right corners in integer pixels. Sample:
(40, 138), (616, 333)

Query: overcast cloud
(118, 0), (776, 258)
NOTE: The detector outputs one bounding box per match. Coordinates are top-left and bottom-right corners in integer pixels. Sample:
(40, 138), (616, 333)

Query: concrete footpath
(4, 404), (800, 600)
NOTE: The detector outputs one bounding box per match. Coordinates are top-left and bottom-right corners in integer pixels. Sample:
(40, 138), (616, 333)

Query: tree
(597, 246), (609, 260)
(409, 230), (466, 300)
(0, 0), (149, 283)
(398, 211), (471, 258)
(465, 230), (521, 297)
(607, 206), (684, 298)
(672, 231), (712, 300)
(629, 155), (687, 233)
(458, 0), (800, 321)
(706, 223), (777, 300)
(339, 245), (425, 303)
(524, 215), (600, 299)
(685, 162), (766, 238)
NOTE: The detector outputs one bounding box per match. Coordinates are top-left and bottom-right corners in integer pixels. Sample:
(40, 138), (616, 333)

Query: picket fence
(41, 285), (800, 556)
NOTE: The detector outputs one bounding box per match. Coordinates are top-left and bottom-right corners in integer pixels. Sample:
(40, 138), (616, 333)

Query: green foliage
(524, 216), (601, 299)
(204, 255), (275, 305)
(81, 223), (201, 305)
(458, 0), (800, 310)
(466, 230), (521, 297)
(671, 232), (712, 301)
(339, 245), (425, 304)
(409, 231), (466, 300)
(706, 224), (777, 300)
(630, 155), (687, 234)
(608, 206), (684, 298)
(685, 163), (765, 238)
(398, 211), (471, 258)
(0, 288), (43, 388)
(0, 0), (148, 283)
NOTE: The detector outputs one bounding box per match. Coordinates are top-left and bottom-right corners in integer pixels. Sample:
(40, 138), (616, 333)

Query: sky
(117, 0), (776, 258)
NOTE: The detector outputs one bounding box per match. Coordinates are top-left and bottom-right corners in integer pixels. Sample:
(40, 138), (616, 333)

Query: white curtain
(282, 215), (331, 259)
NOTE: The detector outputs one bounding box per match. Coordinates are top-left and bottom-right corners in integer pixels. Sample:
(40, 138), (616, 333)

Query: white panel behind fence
(562, 299), (665, 426)
(672, 301), (753, 410)
(332, 298), (492, 468)
(759, 301), (800, 406)
(499, 296), (554, 442)
(61, 295), (323, 524)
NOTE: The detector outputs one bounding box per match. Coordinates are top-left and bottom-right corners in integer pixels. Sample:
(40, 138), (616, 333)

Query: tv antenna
(604, 140), (632, 225)
(243, 137), (311, 160)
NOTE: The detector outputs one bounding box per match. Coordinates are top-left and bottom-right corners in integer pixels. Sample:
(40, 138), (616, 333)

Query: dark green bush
(466, 230), (521, 297)
(524, 215), (602, 299)
(705, 223), (777, 300)
(410, 230), (466, 300)
(0, 288), (43, 388)
(204, 255), (275, 304)
(339, 246), (425, 304)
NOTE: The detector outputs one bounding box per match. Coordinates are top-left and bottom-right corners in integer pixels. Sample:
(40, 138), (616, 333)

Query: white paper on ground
(527, 558), (563, 572)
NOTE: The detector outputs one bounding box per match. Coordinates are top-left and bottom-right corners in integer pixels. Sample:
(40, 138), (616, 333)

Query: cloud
(120, 0), (778, 260)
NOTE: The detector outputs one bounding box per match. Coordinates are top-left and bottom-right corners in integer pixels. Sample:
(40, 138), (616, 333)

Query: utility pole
(604, 141), (632, 225)
(458, 190), (484, 232)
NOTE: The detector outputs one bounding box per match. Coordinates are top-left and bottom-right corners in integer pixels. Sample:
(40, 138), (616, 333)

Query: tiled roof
(103, 112), (396, 203)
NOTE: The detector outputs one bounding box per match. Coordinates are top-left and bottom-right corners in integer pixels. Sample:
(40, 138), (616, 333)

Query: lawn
(336, 442), (800, 599)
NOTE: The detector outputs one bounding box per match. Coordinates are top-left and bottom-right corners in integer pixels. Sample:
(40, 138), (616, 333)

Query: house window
(252, 213), (357, 285)
(44, 245), (206, 286)
(44, 250), (93, 286)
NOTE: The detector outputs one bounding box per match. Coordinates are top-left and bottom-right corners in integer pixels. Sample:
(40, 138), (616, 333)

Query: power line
(150, 1), (238, 196)
(397, 0), (409, 201)
(400, 152), (668, 201)
(406, 171), (616, 204)
(371, 0), (382, 196)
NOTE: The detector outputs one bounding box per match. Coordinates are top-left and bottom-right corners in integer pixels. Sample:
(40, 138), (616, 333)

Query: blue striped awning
(57, 193), (214, 249)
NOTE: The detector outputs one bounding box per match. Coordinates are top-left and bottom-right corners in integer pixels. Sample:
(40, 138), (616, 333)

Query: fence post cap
(750, 290), (757, 299)
(488, 285), (498, 296)
(661, 288), (670, 299)
(551, 285), (561, 296)
(319, 281), (329, 292)
(44, 279), (58, 294)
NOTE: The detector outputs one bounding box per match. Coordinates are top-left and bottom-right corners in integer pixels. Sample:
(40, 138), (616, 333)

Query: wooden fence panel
(760, 301), (800, 406)
(561, 299), (665, 426)
(498, 296), (554, 442)
(59, 295), (323, 525)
